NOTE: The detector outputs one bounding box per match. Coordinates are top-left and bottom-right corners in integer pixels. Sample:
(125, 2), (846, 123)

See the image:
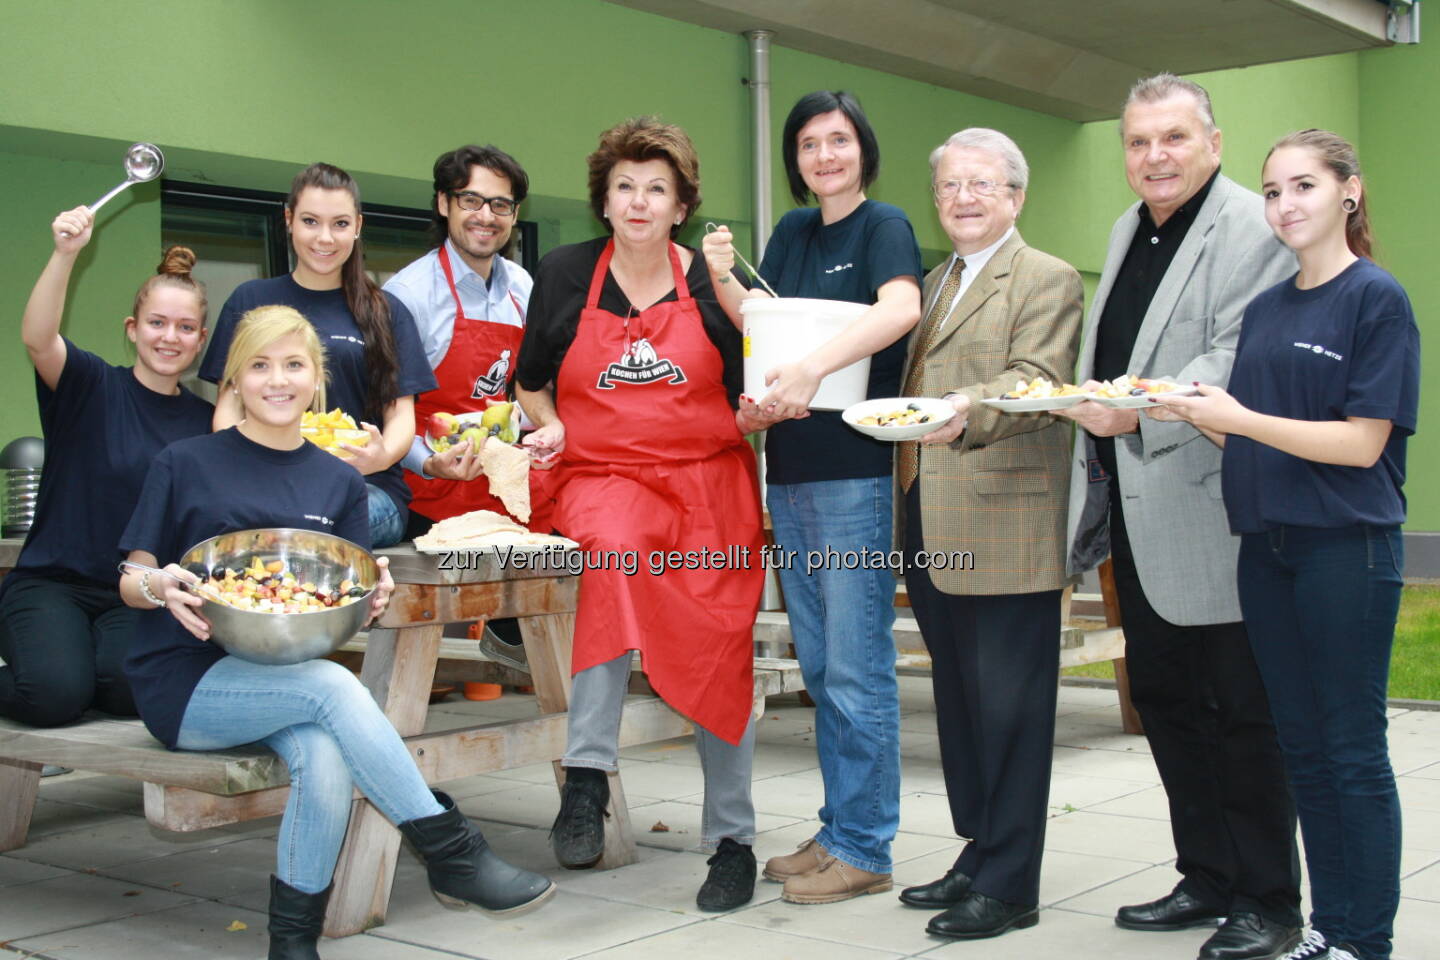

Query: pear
(480, 402), (517, 443)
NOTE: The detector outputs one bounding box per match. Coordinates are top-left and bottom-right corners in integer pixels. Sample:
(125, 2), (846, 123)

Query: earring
(1342, 198), (1358, 212)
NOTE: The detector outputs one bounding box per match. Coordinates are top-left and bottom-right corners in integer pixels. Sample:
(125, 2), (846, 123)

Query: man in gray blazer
(1060, 74), (1302, 960)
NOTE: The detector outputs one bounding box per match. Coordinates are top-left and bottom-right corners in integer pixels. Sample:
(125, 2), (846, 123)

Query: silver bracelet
(139, 571), (166, 608)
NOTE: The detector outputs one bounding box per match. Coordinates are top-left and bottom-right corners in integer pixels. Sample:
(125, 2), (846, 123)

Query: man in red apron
(384, 144), (550, 536)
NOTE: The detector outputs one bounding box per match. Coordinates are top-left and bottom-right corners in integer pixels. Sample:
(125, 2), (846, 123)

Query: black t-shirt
(198, 275), (438, 515)
(515, 237), (743, 406)
(3, 342), (213, 596)
(120, 428), (370, 748)
(1223, 259), (1420, 533)
(756, 200), (923, 484)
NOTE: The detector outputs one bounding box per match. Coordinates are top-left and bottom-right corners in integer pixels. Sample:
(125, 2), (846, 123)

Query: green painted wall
(0, 0), (1433, 527)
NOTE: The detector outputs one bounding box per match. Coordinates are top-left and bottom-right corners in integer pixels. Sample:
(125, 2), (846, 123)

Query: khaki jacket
(899, 230), (1083, 595)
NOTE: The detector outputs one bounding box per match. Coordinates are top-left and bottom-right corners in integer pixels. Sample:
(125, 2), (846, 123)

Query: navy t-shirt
(1223, 259), (1420, 533)
(757, 200), (923, 483)
(198, 275), (437, 515)
(120, 427), (369, 748)
(3, 342), (212, 596)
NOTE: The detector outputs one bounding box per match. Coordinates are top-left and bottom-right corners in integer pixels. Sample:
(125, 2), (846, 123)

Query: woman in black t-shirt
(1154, 131), (1418, 960)
(122, 306), (552, 959)
(0, 207), (212, 728)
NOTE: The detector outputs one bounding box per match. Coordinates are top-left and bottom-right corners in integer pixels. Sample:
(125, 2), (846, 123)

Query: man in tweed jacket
(894, 128), (1081, 941)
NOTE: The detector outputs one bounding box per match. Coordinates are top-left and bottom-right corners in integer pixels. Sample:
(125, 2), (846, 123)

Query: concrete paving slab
(0, 871), (199, 942)
(585, 915), (906, 960)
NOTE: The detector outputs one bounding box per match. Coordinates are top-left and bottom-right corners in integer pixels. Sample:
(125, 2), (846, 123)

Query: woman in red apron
(405, 241), (551, 531)
(515, 118), (766, 913)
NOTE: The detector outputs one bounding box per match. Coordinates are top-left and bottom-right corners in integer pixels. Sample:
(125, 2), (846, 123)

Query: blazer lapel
(926, 230), (1024, 356)
(1078, 204), (1140, 380)
(1129, 176), (1230, 371)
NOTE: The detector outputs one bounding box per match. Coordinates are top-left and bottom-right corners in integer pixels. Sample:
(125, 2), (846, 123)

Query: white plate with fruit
(841, 397), (956, 441)
(1087, 376), (1198, 409)
(424, 403), (520, 455)
(981, 377), (1091, 412)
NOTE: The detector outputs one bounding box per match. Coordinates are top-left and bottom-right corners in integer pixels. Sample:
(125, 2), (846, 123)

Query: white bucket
(741, 297), (871, 411)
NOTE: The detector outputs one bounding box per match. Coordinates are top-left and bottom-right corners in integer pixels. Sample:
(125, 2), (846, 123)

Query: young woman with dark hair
(1154, 129), (1419, 960)
(199, 163), (437, 547)
(0, 206), (213, 728)
(701, 90), (923, 904)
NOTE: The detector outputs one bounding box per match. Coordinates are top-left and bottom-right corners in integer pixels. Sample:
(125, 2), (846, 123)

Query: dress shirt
(383, 238), (533, 475)
(929, 226), (1014, 334)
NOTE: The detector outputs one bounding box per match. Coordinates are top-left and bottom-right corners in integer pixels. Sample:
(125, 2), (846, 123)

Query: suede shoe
(1198, 913), (1302, 960)
(926, 891), (1039, 940)
(780, 854), (891, 904)
(763, 836), (828, 882)
(1115, 888), (1226, 931)
(549, 767), (609, 869)
(899, 867), (973, 909)
(696, 837), (756, 912)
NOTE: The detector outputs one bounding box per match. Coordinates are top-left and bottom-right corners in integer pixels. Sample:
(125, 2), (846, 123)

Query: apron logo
(472, 349), (512, 398)
(596, 338), (687, 389)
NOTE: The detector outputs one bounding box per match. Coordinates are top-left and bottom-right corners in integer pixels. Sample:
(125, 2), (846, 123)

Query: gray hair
(928, 128), (1029, 191)
(1123, 73), (1217, 134)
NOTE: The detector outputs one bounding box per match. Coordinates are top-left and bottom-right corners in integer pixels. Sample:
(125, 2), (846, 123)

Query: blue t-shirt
(757, 200), (923, 483)
(3, 342), (212, 596)
(198, 275), (438, 515)
(120, 427), (370, 748)
(1223, 259), (1420, 533)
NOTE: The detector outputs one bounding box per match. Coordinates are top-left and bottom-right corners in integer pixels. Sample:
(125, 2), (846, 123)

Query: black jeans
(1108, 488), (1301, 925)
(0, 575), (140, 726)
(1240, 525), (1403, 960)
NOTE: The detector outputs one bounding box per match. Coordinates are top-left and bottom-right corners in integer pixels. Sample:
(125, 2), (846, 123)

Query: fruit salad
(301, 409), (370, 457)
(1091, 375), (1182, 399)
(998, 377), (1088, 400)
(857, 403), (937, 428)
(194, 555), (368, 614)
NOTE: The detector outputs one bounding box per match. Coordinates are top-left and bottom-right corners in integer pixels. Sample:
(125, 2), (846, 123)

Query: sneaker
(478, 624), (529, 673)
(549, 767), (609, 869)
(696, 838), (756, 911)
(762, 836), (828, 882)
(1329, 945), (1362, 960)
(1283, 930), (1329, 960)
(40, 765), (72, 778)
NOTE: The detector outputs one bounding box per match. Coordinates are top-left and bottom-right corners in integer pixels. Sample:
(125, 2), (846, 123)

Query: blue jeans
(367, 483), (405, 549)
(1239, 525), (1403, 960)
(176, 657), (442, 894)
(768, 476), (900, 873)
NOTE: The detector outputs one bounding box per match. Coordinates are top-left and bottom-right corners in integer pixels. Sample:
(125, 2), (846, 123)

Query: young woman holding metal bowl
(120, 306), (553, 960)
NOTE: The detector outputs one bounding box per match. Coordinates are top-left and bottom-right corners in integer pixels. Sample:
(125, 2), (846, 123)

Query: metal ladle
(60, 142), (165, 237)
(705, 222), (778, 297)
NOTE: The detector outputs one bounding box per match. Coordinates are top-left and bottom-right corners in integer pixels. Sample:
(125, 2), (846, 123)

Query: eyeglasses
(933, 178), (1011, 200)
(450, 191), (518, 216)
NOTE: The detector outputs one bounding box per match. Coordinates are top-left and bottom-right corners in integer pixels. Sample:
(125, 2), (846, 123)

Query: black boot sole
(927, 907), (1039, 940)
(1115, 915), (1226, 932)
(433, 879), (557, 916)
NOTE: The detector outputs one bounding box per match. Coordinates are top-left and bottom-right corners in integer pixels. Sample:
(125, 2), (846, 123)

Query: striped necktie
(899, 257), (965, 492)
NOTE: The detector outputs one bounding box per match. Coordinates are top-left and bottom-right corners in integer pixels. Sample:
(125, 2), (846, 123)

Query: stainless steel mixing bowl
(178, 528), (378, 665)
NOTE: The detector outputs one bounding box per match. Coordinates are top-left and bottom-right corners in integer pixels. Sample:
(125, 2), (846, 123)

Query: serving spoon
(60, 142), (165, 237)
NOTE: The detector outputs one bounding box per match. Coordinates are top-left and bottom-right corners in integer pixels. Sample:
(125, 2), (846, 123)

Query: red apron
(406, 245), (550, 530)
(551, 240), (763, 744)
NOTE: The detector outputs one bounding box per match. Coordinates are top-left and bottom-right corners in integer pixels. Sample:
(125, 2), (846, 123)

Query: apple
(428, 411), (458, 439)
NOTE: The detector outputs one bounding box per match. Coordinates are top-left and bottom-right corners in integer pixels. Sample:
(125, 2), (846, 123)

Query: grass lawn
(1061, 584), (1440, 701)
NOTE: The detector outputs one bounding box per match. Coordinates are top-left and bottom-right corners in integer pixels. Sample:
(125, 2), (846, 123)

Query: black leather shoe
(696, 838), (756, 912)
(549, 767), (610, 869)
(1115, 889), (1227, 931)
(899, 867), (973, 908)
(1198, 913), (1302, 960)
(926, 891), (1038, 940)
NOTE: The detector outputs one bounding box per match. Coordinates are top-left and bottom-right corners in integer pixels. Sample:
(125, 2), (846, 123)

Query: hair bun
(157, 245), (197, 278)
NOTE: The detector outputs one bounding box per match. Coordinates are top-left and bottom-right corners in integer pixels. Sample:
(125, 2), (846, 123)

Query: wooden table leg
(0, 756), (42, 851)
(1098, 559), (1144, 736)
(519, 612), (638, 870)
(325, 623), (442, 937)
